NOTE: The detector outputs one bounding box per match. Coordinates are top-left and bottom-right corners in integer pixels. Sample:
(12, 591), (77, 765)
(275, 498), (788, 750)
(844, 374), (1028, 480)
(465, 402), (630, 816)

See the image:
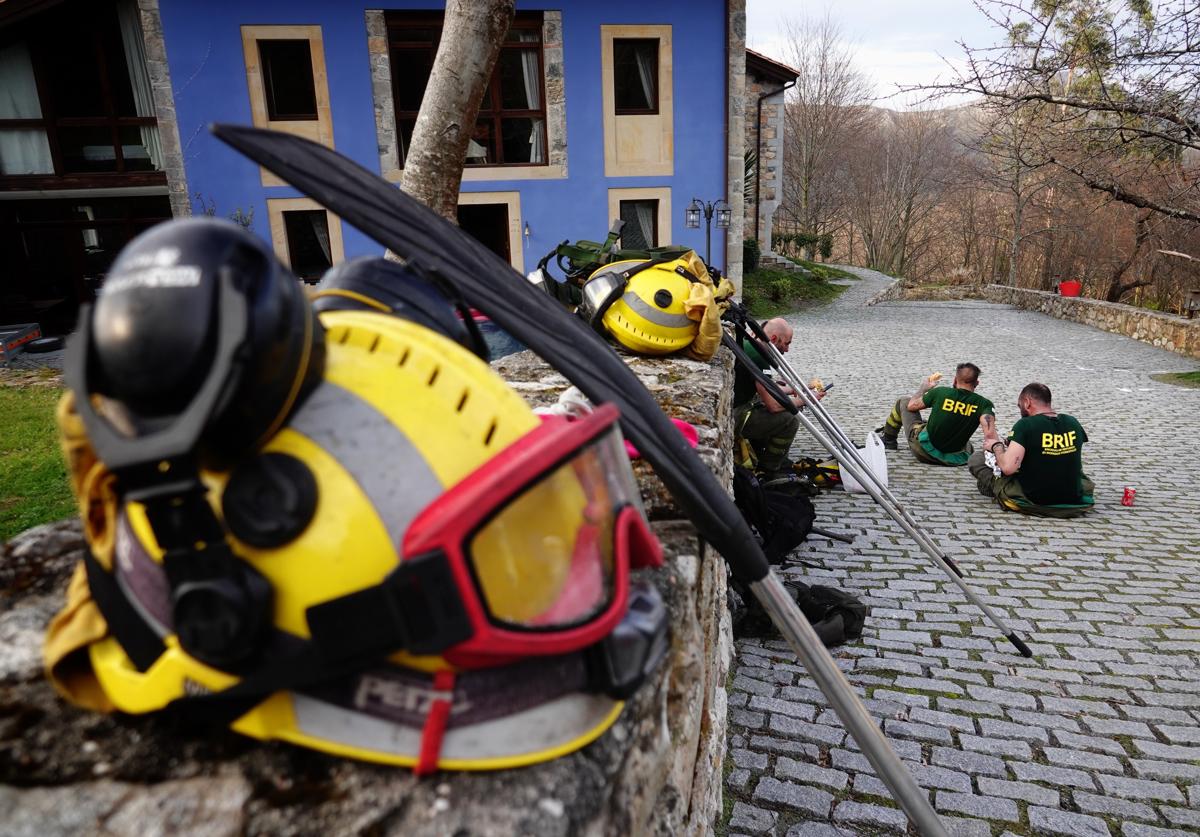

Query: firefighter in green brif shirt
(877, 363), (994, 466)
(970, 382), (1095, 518)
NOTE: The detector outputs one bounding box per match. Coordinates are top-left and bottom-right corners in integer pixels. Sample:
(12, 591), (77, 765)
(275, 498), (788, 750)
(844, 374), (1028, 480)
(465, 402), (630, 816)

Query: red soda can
(1121, 486), (1136, 506)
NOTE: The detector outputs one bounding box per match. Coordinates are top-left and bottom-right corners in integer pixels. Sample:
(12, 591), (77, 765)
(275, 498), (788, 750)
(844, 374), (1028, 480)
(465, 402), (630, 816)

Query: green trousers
(881, 397), (960, 465)
(736, 401), (800, 473)
(967, 450), (1095, 518)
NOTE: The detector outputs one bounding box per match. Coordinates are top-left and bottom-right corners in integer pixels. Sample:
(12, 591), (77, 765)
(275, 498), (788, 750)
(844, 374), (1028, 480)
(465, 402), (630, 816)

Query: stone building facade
(744, 49), (798, 254)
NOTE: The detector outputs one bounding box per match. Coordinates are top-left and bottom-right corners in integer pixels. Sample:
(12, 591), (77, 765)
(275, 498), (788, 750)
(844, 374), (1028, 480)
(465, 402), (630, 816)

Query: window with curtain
(258, 40), (319, 121)
(387, 11), (547, 167)
(0, 0), (164, 185)
(619, 199), (658, 249)
(613, 39), (659, 115)
(283, 209), (333, 282)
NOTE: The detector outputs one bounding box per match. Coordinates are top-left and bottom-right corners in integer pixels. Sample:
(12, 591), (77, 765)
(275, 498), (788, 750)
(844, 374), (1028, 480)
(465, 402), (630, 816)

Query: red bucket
(1058, 280), (1082, 297)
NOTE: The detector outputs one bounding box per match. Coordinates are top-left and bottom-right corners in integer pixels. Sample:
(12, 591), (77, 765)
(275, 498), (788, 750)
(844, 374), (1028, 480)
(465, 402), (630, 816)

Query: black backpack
(732, 466), (815, 564)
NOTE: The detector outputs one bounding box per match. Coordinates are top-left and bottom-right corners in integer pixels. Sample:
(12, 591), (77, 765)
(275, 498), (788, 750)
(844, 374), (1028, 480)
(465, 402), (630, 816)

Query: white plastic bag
(841, 431), (889, 494)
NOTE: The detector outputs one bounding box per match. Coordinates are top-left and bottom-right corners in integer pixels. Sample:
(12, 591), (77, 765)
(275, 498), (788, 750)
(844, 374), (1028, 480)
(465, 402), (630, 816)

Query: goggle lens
(468, 427), (639, 629)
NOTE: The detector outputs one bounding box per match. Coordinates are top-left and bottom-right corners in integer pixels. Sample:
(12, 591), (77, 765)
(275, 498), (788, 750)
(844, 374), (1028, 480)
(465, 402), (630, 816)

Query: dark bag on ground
(729, 466), (867, 647)
(732, 465), (815, 564)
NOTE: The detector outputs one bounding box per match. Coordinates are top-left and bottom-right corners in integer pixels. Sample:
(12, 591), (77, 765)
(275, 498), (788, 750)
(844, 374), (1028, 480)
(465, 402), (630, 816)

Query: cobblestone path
(724, 268), (1200, 836)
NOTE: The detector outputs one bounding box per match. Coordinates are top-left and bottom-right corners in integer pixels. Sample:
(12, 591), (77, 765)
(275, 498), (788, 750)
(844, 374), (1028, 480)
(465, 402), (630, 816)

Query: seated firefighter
(970, 382), (1095, 518)
(878, 363), (993, 466)
(732, 318), (814, 476)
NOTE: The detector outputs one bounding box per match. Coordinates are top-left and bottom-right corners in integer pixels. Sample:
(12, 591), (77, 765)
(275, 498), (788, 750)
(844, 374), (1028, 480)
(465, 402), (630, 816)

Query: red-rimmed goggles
(306, 402), (663, 669)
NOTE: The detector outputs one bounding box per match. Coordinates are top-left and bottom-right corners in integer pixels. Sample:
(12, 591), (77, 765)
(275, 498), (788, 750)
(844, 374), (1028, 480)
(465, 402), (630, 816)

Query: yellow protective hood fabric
(44, 562), (114, 712)
(681, 255), (737, 362)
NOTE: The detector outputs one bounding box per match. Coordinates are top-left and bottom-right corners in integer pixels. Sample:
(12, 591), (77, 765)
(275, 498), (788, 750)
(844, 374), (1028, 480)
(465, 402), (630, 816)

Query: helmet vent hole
(428, 366), (440, 386)
(484, 420), (497, 446)
(368, 334), (380, 353)
(456, 391), (469, 412)
(337, 329), (350, 345)
(398, 347), (410, 366)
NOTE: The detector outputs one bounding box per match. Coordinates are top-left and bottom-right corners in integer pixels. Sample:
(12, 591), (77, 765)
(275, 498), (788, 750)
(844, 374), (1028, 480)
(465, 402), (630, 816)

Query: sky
(745, 0), (1004, 108)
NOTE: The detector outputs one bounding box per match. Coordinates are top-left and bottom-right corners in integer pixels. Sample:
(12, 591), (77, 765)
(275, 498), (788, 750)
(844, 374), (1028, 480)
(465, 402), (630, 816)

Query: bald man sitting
(733, 318), (812, 475)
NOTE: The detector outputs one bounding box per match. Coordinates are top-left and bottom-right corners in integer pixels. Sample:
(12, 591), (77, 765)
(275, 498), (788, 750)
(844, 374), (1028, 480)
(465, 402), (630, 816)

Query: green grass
(742, 267), (849, 317)
(1151, 369), (1200, 388)
(783, 257), (857, 281)
(0, 386), (74, 542)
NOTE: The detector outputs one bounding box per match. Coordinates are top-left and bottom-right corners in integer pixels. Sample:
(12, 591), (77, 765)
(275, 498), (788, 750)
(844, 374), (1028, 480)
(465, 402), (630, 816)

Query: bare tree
(919, 0), (1200, 224)
(777, 14), (873, 257)
(846, 110), (958, 275)
(400, 0), (515, 219)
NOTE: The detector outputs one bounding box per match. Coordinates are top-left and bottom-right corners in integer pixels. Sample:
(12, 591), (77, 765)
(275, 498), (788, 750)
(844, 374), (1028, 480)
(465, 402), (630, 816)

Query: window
(0, 0), (164, 187)
(387, 12), (547, 167)
(282, 210), (333, 282)
(613, 39), (659, 114)
(258, 40), (318, 121)
(457, 203), (511, 263)
(619, 199), (658, 248)
(0, 196), (172, 333)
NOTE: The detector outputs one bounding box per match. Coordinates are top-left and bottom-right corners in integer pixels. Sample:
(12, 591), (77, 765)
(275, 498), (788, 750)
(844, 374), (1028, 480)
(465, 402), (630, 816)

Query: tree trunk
(399, 0), (515, 219)
(1105, 212), (1153, 302)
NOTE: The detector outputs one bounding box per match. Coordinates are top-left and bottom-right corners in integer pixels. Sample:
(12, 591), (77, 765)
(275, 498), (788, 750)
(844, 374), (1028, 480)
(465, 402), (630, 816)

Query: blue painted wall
(157, 0), (729, 270)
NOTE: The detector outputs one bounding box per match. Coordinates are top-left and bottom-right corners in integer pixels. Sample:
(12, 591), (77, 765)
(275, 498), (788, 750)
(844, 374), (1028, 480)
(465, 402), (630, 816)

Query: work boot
(875, 426), (898, 450)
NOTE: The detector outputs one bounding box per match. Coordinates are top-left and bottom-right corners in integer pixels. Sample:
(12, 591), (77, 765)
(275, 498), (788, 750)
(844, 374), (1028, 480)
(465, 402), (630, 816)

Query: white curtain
(116, 0), (163, 170)
(310, 213), (332, 265)
(0, 42), (53, 175)
(634, 201), (656, 247)
(634, 43), (657, 109)
(519, 45), (545, 163)
(77, 206), (100, 249)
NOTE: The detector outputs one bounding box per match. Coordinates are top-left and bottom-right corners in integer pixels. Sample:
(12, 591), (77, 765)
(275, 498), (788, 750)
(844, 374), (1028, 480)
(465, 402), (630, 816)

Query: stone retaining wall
(0, 349), (735, 837)
(981, 285), (1200, 359)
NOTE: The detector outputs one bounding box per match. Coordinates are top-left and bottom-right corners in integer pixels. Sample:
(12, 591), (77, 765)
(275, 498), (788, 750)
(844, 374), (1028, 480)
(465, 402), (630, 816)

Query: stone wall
(0, 349), (736, 837)
(982, 285), (1200, 358)
(867, 279), (1200, 359)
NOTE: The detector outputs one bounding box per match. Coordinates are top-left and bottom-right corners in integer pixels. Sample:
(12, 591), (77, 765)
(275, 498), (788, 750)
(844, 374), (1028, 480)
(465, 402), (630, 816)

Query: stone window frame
(600, 24), (674, 178)
(266, 196), (345, 275)
(241, 25), (334, 188)
(365, 9), (566, 183)
(458, 190), (524, 273)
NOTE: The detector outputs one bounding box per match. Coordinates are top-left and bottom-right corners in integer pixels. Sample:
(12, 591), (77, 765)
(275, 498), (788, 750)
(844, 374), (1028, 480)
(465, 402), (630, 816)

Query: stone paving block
(727, 768), (752, 791)
(1010, 762), (1097, 790)
(733, 674), (780, 697)
(933, 791), (1019, 822)
(730, 708), (766, 730)
(774, 758), (849, 791)
(1007, 708), (1082, 733)
(1027, 805), (1112, 837)
(908, 707), (976, 733)
(729, 801), (777, 833)
(908, 763), (972, 793)
(976, 777), (1059, 806)
(942, 817), (994, 837)
(1096, 773), (1186, 802)
(1132, 739), (1200, 761)
(1080, 716), (1155, 738)
(784, 824), (855, 837)
(978, 718), (1050, 743)
(843, 735), (924, 760)
(966, 685), (1037, 709)
(831, 801), (907, 833)
(1160, 806), (1200, 829)
(1154, 724), (1200, 745)
(1121, 826), (1196, 837)
(1051, 729), (1129, 756)
(872, 688), (931, 707)
(748, 735), (821, 761)
(935, 697), (1005, 718)
(767, 715), (845, 747)
(747, 695), (819, 721)
(1042, 746), (1125, 773)
(1071, 790), (1157, 822)
(881, 719), (954, 745)
(930, 746), (1007, 778)
(753, 777), (834, 818)
(957, 733), (1033, 759)
(731, 748), (770, 771)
